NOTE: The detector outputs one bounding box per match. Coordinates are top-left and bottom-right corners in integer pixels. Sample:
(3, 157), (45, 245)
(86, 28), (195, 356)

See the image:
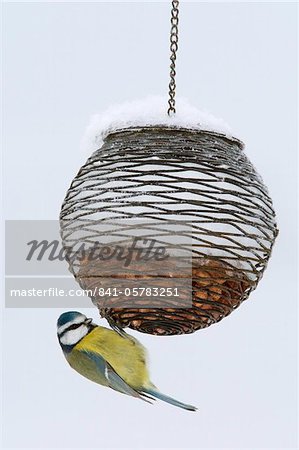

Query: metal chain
(168, 0), (179, 116)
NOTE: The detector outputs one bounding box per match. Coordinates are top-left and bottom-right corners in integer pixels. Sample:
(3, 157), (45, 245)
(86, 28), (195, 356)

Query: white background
(2, 1), (297, 448)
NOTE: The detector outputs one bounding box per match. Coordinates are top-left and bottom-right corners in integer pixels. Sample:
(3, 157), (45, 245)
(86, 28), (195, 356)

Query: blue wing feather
(82, 350), (153, 403)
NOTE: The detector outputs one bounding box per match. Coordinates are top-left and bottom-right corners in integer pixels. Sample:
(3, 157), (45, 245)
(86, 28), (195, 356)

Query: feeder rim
(102, 125), (245, 149)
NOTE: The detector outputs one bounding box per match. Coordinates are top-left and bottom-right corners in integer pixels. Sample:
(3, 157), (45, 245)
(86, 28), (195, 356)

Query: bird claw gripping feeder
(60, 1), (278, 336)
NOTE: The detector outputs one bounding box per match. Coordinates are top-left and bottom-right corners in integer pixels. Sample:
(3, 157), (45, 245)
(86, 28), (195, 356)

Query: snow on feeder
(60, 1), (278, 336)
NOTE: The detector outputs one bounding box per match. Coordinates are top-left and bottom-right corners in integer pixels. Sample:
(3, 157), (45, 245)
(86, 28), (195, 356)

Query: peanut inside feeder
(76, 250), (252, 335)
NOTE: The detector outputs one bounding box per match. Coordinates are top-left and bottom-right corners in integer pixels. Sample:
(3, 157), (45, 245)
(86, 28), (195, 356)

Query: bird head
(57, 311), (94, 351)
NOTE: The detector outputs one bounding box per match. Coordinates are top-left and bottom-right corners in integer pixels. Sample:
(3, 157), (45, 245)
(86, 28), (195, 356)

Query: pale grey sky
(2, 1), (298, 448)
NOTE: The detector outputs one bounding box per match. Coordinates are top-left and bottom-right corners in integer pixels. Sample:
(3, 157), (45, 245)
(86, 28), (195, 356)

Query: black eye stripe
(68, 323), (84, 331)
(59, 322), (84, 336)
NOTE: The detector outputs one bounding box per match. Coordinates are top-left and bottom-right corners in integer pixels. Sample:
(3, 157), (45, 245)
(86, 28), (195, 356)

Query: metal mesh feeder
(60, 125), (278, 336)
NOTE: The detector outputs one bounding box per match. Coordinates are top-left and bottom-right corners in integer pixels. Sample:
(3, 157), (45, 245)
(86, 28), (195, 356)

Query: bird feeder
(60, 2), (278, 336)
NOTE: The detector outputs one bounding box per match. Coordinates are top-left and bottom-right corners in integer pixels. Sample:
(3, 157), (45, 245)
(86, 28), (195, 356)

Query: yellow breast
(74, 326), (150, 390)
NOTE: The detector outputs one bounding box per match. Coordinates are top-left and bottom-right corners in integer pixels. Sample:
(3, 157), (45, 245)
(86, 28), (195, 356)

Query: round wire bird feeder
(60, 126), (278, 335)
(60, 1), (278, 336)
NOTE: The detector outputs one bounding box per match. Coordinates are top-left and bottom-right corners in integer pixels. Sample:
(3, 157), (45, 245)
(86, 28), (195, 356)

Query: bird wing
(75, 326), (150, 390)
(81, 349), (154, 404)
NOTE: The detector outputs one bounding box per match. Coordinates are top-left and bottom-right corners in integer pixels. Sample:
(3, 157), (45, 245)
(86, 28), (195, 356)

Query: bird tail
(143, 388), (197, 412)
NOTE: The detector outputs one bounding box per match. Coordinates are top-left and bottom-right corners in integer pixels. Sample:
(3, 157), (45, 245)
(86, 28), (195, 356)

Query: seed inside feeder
(76, 249), (252, 336)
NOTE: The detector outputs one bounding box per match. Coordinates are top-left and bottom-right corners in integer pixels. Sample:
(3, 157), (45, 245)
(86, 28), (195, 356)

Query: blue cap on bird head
(57, 311), (86, 329)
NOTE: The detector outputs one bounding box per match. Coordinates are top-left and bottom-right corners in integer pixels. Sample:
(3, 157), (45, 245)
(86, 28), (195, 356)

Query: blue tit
(57, 311), (197, 411)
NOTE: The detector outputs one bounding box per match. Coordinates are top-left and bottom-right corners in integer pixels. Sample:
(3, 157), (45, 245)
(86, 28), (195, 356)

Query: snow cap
(81, 96), (240, 155)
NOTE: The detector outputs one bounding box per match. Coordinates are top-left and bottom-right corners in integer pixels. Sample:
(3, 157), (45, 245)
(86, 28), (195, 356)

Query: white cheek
(60, 325), (88, 346)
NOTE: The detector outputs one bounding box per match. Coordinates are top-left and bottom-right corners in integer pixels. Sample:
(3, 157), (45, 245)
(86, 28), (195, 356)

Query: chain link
(168, 0), (179, 116)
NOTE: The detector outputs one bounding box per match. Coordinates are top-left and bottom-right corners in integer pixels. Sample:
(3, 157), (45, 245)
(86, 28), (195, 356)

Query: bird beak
(85, 318), (93, 324)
